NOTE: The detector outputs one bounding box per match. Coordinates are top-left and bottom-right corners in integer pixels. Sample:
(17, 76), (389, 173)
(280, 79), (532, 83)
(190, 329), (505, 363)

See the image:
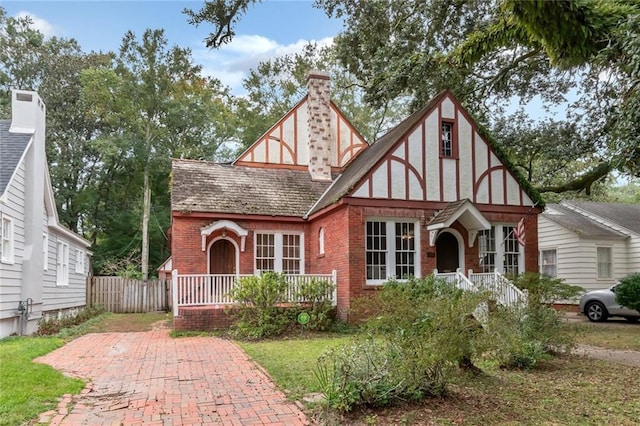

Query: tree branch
(536, 161), (612, 195)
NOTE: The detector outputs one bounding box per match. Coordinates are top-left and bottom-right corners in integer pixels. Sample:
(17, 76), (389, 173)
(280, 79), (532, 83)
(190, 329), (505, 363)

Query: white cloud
(14, 11), (58, 39)
(192, 35), (334, 96)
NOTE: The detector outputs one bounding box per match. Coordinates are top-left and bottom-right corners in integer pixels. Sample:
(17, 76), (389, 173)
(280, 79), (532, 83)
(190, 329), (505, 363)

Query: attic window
(441, 122), (453, 157)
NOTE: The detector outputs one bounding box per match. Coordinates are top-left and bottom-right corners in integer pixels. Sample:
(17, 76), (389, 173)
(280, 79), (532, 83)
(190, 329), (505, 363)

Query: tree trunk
(141, 169), (151, 281)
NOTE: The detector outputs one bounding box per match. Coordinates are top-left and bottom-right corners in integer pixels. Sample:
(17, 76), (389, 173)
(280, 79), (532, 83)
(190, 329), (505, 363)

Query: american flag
(514, 217), (526, 246)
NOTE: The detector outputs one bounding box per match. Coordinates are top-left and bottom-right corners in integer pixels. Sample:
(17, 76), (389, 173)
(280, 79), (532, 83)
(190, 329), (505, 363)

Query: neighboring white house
(0, 90), (92, 337)
(538, 201), (640, 300)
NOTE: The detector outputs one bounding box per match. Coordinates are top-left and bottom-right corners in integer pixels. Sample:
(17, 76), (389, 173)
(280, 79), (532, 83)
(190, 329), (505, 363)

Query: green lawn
(237, 335), (352, 400)
(572, 321), (640, 350)
(238, 329), (640, 425)
(0, 337), (85, 426)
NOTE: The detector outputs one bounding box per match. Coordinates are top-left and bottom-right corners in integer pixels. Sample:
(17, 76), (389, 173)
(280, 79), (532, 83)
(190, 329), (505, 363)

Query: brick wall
(173, 306), (236, 331)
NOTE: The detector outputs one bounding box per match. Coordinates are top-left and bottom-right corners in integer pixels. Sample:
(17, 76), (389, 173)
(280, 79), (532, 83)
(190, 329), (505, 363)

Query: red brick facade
(171, 201), (540, 326)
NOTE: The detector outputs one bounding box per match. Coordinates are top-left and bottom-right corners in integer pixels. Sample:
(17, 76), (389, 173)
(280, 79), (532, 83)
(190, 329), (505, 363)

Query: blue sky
(1, 0), (343, 95)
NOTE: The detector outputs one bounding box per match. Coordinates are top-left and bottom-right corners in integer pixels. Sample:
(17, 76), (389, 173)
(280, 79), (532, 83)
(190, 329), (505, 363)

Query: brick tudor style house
(169, 72), (543, 330)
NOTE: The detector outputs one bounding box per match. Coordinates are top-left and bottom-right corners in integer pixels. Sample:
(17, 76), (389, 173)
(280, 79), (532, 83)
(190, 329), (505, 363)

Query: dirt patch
(573, 344), (640, 367)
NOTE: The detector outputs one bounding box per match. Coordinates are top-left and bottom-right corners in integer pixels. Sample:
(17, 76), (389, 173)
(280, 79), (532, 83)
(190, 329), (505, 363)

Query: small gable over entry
(200, 220), (248, 252)
(426, 199), (491, 247)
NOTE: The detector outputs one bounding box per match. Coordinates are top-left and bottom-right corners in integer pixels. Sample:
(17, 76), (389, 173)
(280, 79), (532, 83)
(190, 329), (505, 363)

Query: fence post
(86, 276), (92, 307)
(172, 269), (179, 317)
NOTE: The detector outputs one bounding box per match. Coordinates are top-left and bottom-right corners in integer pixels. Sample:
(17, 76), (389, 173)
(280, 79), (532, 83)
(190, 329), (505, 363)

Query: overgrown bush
(316, 276), (488, 411)
(295, 278), (335, 331)
(228, 272), (292, 339)
(487, 273), (581, 369)
(615, 273), (640, 312)
(37, 305), (105, 335)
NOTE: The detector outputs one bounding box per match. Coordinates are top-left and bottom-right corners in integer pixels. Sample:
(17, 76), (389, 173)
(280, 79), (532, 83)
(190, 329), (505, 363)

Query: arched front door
(436, 232), (459, 273)
(209, 239), (236, 274)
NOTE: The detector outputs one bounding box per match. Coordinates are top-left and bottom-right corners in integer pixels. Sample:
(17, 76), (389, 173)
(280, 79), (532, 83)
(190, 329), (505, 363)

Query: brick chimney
(306, 71), (332, 182)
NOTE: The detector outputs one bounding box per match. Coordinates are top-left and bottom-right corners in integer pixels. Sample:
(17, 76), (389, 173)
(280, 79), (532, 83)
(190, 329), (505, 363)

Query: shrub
(487, 273), (580, 369)
(615, 273), (640, 312)
(316, 276), (488, 411)
(295, 278), (335, 331)
(228, 272), (291, 339)
(36, 305), (105, 335)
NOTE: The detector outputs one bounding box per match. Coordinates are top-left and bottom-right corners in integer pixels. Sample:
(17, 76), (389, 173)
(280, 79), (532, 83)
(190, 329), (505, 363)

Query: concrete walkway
(34, 330), (309, 426)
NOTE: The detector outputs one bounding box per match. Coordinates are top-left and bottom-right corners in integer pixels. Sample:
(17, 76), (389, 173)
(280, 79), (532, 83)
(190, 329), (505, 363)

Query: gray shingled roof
(172, 159), (332, 217)
(543, 204), (627, 239)
(427, 199), (469, 226)
(0, 120), (32, 196)
(307, 93), (447, 216)
(564, 201), (640, 235)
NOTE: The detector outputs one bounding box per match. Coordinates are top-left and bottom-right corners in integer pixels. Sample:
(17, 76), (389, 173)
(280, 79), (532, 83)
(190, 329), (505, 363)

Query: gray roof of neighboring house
(543, 203), (628, 239)
(171, 159), (332, 217)
(563, 201), (640, 235)
(0, 120), (32, 196)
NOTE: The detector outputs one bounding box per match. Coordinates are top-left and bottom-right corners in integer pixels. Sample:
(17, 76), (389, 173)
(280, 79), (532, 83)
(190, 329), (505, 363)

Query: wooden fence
(87, 277), (171, 313)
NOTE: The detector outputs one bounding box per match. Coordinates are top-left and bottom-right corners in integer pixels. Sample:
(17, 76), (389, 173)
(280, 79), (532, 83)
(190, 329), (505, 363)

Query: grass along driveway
(238, 330), (640, 425)
(572, 320), (640, 351)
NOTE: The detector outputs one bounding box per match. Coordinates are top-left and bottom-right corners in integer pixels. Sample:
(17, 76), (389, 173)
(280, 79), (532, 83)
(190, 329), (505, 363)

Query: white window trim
(1, 216), (15, 264)
(365, 218), (421, 285)
(539, 248), (557, 277)
(596, 246), (613, 280)
(75, 248), (85, 274)
(57, 241), (69, 286)
(43, 232), (49, 271)
(254, 231), (305, 274)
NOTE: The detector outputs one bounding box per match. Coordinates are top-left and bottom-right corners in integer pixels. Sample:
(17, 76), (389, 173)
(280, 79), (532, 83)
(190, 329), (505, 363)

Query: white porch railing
(172, 270), (337, 316)
(468, 270), (527, 307)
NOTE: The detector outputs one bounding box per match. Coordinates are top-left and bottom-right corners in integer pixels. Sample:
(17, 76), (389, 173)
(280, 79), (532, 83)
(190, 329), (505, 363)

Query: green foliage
(0, 337), (85, 426)
(229, 273), (337, 338)
(511, 272), (583, 305)
(296, 278), (336, 331)
(487, 273), (580, 369)
(36, 305), (105, 336)
(228, 272), (292, 339)
(317, 276), (487, 411)
(615, 273), (640, 312)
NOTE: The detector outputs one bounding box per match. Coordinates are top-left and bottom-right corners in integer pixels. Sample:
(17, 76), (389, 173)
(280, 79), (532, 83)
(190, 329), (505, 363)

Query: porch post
(331, 269), (338, 306)
(172, 269), (179, 317)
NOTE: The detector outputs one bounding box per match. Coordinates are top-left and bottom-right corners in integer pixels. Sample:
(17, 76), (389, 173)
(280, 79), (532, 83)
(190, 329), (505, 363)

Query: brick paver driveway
(35, 329), (309, 425)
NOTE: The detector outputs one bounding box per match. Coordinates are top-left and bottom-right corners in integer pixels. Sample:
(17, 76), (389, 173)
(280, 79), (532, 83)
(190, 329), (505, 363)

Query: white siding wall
(0, 161), (26, 335)
(538, 215), (627, 293)
(42, 229), (87, 313)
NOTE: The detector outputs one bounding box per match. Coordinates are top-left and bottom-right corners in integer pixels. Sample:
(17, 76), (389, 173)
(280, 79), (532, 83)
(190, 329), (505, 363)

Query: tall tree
(82, 29), (237, 277)
(189, 0), (640, 194)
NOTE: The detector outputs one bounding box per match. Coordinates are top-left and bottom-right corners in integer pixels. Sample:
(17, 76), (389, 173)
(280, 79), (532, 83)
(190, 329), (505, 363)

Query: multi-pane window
(441, 122), (453, 157)
(478, 228), (496, 273)
(503, 226), (520, 275)
(1, 216), (14, 263)
(366, 221), (387, 280)
(75, 249), (85, 274)
(478, 225), (522, 275)
(540, 249), (557, 277)
(395, 222), (415, 279)
(255, 233), (275, 272)
(366, 220), (418, 283)
(282, 234), (301, 274)
(597, 247), (612, 278)
(57, 242), (69, 286)
(255, 232), (303, 274)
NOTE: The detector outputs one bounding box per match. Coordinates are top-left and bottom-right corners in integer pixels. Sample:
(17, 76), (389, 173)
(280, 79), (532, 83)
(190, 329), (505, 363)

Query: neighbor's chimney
(306, 71), (332, 182)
